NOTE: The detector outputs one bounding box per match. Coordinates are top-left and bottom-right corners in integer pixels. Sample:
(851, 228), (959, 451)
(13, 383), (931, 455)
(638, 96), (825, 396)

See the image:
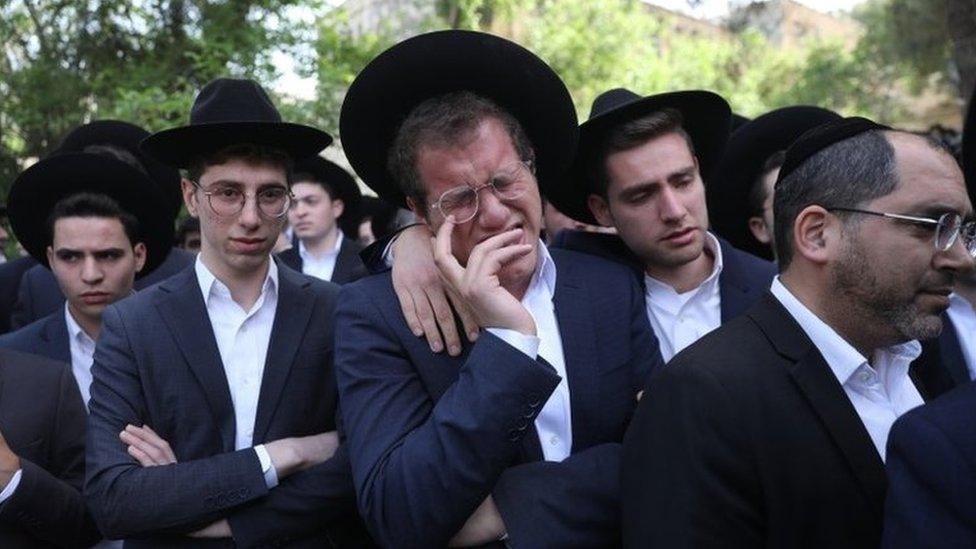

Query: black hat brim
(963, 91), (976, 200)
(293, 156), (362, 214)
(57, 119), (184, 220)
(339, 30), (579, 209)
(8, 153), (174, 277)
(708, 106), (840, 259)
(554, 90), (731, 225)
(141, 121), (333, 169)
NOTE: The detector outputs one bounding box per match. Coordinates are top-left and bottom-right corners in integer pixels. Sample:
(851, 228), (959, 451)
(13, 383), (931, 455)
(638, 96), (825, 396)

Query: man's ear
(46, 245), (54, 266)
(792, 205), (838, 266)
(748, 216), (771, 245)
(587, 193), (615, 228)
(181, 178), (200, 218)
(133, 242), (147, 273)
(332, 198), (345, 220)
(406, 196), (430, 226)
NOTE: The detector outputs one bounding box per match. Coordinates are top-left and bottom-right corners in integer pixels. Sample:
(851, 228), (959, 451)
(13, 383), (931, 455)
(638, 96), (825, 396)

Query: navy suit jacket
(884, 381), (976, 548)
(913, 313), (972, 399)
(550, 230), (776, 322)
(276, 237), (367, 285)
(85, 262), (366, 548)
(336, 248), (663, 548)
(0, 348), (99, 548)
(0, 310), (70, 364)
(10, 249), (195, 331)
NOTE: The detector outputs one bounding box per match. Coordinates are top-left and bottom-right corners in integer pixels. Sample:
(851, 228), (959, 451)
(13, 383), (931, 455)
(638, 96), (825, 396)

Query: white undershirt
(946, 293), (976, 381)
(644, 232), (724, 362)
(770, 277), (924, 460)
(486, 242), (572, 462)
(299, 230), (344, 282)
(195, 257), (279, 487)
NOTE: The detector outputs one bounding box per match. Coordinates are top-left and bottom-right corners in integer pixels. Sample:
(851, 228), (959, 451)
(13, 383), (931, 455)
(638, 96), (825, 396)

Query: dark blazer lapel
(717, 238), (759, 322)
(42, 312), (71, 363)
(154, 268), (237, 452)
(253, 265), (315, 442)
(551, 254), (601, 451)
(752, 294), (887, 515)
(276, 247), (303, 273)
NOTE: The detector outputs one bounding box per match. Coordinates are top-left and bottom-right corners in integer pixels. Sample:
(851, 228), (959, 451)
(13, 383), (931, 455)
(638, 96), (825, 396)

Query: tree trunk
(947, 0), (976, 112)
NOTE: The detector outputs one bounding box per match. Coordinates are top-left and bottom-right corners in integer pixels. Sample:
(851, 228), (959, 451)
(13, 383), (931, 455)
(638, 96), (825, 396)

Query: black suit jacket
(0, 310), (70, 364)
(0, 257), (39, 335)
(621, 293), (931, 548)
(10, 249), (195, 331)
(0, 348), (100, 548)
(276, 238), (367, 285)
(85, 262), (367, 548)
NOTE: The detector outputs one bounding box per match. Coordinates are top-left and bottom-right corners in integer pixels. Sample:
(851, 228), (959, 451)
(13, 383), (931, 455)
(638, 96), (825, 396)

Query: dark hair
(46, 192), (141, 247)
(292, 171), (337, 200)
(773, 130), (899, 269)
(186, 144), (294, 184)
(748, 149), (787, 216)
(590, 108), (695, 196)
(175, 216), (200, 245)
(387, 91), (536, 216)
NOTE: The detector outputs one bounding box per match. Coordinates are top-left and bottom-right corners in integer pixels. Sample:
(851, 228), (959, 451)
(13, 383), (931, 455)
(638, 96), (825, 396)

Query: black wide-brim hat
(552, 88), (732, 224)
(293, 156), (362, 217)
(708, 105), (840, 259)
(339, 30), (579, 208)
(962, 87), (976, 202)
(8, 153), (174, 277)
(141, 78), (333, 168)
(57, 119), (184, 220)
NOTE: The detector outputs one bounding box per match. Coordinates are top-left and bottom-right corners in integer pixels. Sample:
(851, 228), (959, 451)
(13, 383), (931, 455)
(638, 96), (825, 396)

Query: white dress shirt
(195, 257), (279, 487)
(64, 303), (97, 409)
(946, 293), (976, 381)
(644, 232), (724, 362)
(486, 242), (572, 462)
(770, 277), (924, 460)
(299, 230), (344, 282)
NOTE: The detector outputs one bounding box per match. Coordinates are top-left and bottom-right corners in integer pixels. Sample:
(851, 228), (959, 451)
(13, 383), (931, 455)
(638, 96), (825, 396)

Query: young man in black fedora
(278, 156), (367, 284)
(622, 118), (973, 547)
(708, 105), (841, 261)
(9, 120), (196, 331)
(336, 30), (662, 548)
(85, 77), (367, 547)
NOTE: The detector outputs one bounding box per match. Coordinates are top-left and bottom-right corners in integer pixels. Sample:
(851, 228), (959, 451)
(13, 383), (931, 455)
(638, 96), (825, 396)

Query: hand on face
(433, 216), (536, 336)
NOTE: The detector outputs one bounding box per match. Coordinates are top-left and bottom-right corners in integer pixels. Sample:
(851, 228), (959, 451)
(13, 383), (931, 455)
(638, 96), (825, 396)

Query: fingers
(120, 424), (177, 466)
(393, 280), (423, 337)
(411, 288), (445, 353)
(427, 286), (462, 355)
(445, 283), (480, 342)
(433, 217), (465, 288)
(468, 241), (533, 285)
(464, 228), (528, 281)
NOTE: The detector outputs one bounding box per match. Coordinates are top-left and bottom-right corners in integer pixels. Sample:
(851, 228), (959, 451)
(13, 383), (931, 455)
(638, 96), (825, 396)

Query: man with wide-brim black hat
(85, 77), (368, 547)
(0, 150), (172, 548)
(336, 30), (662, 548)
(9, 120), (197, 332)
(544, 87), (775, 364)
(277, 156), (367, 284)
(708, 105), (841, 260)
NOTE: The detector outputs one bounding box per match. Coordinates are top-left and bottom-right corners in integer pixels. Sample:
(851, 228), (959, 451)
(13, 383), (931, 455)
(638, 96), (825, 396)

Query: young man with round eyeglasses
(85, 78), (370, 547)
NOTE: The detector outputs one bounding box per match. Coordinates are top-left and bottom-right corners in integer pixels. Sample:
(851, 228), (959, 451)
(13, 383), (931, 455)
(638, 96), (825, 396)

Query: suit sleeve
(0, 364), (101, 547)
(493, 271), (663, 548)
(621, 360), (764, 548)
(85, 305), (270, 540)
(335, 283), (561, 548)
(882, 410), (976, 548)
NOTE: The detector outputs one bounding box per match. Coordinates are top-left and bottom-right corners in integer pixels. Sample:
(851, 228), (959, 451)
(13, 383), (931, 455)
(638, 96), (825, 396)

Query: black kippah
(777, 116), (891, 184)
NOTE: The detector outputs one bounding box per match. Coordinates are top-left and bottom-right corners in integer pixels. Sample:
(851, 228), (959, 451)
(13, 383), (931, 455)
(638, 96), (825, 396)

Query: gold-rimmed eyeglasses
(430, 160), (535, 224)
(191, 181), (293, 219)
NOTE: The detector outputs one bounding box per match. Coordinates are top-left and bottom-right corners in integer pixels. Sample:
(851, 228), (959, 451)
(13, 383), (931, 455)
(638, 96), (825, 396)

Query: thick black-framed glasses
(826, 207), (976, 257)
(191, 180), (293, 219)
(430, 160), (536, 224)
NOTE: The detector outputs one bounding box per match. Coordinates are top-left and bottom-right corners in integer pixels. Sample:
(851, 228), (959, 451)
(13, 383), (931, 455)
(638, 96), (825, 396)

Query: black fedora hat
(141, 78), (332, 168)
(962, 88), (976, 202)
(708, 105), (841, 259)
(57, 119), (184, 220)
(8, 153), (174, 277)
(551, 87), (732, 224)
(339, 30), (579, 209)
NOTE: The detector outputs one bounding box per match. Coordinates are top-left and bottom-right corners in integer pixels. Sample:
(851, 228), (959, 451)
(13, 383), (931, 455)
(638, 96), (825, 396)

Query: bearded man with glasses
(622, 118), (975, 548)
(85, 78), (371, 547)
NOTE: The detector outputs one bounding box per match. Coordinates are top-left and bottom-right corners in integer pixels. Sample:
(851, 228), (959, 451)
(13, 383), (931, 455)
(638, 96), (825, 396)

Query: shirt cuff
(381, 234), (398, 268)
(253, 445), (279, 489)
(487, 328), (540, 359)
(0, 469), (23, 504)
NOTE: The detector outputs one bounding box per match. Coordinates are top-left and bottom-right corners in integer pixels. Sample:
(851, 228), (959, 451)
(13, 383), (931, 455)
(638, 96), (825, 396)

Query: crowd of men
(0, 29), (973, 548)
